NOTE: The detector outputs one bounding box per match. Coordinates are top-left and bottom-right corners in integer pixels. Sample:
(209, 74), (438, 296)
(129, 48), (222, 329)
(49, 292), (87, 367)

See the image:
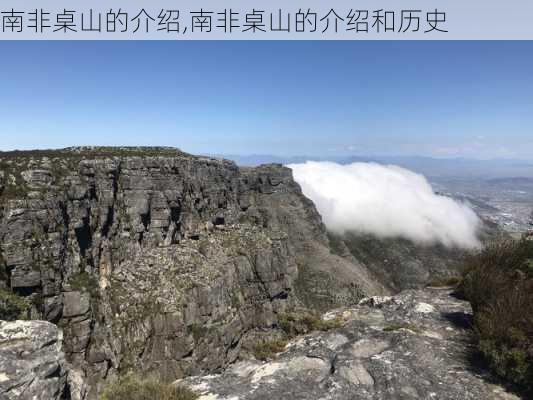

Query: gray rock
(10, 267), (41, 289)
(21, 170), (54, 189)
(180, 289), (521, 400)
(62, 291), (90, 318)
(0, 320), (68, 400)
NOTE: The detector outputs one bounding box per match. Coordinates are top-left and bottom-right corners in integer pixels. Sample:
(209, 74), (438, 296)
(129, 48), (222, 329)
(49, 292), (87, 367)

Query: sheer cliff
(0, 147), (386, 398)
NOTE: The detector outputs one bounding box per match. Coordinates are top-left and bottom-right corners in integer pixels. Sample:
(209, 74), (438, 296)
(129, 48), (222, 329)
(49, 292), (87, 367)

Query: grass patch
(252, 311), (344, 361)
(459, 238), (533, 395)
(0, 288), (31, 321)
(278, 311), (344, 337)
(252, 339), (288, 361)
(99, 374), (198, 400)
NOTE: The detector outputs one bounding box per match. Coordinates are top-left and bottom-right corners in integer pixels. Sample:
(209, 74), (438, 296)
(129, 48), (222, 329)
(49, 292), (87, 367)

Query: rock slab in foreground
(0, 320), (68, 400)
(180, 288), (521, 400)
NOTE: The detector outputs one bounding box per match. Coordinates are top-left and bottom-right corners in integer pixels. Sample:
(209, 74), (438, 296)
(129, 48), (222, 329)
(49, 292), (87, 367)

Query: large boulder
(0, 320), (69, 400)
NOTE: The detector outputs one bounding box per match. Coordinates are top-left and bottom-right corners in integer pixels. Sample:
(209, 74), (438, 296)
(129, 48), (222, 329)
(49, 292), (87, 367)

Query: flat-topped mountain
(0, 148), (490, 399)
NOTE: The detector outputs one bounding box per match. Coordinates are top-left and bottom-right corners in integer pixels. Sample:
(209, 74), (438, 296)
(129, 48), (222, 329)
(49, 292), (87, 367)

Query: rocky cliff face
(0, 147), (386, 399)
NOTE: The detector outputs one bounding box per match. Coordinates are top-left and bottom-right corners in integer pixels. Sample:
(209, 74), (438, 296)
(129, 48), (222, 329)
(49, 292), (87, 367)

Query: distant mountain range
(217, 154), (533, 180)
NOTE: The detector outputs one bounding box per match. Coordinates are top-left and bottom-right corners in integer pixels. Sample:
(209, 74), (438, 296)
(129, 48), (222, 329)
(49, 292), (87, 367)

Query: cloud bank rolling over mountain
(289, 161), (482, 249)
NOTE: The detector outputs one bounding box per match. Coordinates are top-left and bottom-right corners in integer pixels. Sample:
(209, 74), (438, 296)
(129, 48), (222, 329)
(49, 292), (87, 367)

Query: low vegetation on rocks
(99, 374), (198, 400)
(460, 237), (533, 395)
(69, 271), (99, 298)
(0, 288), (31, 320)
(253, 311), (345, 360)
(253, 339), (289, 361)
(278, 311), (344, 337)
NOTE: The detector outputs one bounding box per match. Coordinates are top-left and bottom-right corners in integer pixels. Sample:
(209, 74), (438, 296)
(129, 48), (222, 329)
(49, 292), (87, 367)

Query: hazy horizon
(3, 146), (533, 163)
(1, 41), (532, 160)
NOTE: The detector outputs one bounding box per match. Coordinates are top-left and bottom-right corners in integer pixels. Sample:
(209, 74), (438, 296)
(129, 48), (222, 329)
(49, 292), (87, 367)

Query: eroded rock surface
(0, 148), (387, 398)
(180, 288), (520, 400)
(0, 320), (70, 400)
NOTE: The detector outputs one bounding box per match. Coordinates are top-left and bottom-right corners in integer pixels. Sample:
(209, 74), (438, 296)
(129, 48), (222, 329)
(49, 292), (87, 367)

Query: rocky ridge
(180, 288), (520, 400)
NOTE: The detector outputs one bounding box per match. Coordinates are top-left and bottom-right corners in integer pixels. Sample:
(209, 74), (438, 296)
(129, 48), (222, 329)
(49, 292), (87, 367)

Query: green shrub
(70, 271), (99, 298)
(0, 289), (31, 320)
(250, 311), (343, 361)
(251, 311), (344, 361)
(99, 374), (198, 400)
(459, 238), (533, 394)
(252, 339), (288, 361)
(278, 311), (344, 337)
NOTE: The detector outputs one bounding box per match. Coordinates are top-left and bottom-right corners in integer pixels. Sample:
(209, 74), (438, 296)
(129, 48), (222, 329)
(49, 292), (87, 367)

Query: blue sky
(0, 41), (532, 159)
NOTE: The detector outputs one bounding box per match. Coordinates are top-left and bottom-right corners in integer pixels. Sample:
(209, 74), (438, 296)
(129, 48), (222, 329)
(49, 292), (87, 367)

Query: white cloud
(288, 161), (482, 249)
